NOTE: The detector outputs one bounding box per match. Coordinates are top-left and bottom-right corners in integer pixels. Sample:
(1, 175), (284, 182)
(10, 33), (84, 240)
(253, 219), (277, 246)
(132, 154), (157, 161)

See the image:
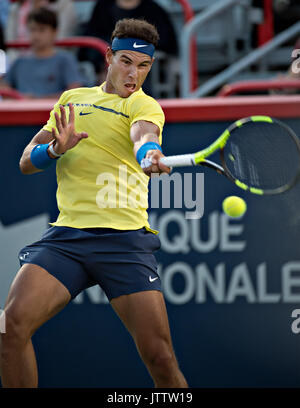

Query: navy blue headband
(111, 37), (155, 58)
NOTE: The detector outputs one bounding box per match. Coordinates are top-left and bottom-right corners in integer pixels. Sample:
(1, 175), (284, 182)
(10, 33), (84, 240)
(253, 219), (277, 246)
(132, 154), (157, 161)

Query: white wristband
(48, 143), (62, 158)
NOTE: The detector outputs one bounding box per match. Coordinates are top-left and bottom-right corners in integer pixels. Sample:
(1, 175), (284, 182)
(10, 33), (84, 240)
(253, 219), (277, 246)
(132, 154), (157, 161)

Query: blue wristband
(136, 142), (162, 165)
(30, 143), (56, 170)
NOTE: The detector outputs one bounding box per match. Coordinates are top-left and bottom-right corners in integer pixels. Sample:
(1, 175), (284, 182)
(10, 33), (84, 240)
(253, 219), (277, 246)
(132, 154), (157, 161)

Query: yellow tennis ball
(222, 196), (247, 218)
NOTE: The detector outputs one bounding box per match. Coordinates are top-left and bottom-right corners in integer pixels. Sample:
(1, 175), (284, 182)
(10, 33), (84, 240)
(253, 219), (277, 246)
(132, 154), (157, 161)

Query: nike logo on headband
(111, 37), (155, 57)
(133, 42), (148, 48)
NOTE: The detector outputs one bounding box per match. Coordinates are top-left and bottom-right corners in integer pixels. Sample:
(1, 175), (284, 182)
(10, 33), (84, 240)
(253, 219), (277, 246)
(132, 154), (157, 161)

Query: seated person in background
(78, 0), (178, 92)
(5, 0), (77, 42)
(0, 8), (82, 99)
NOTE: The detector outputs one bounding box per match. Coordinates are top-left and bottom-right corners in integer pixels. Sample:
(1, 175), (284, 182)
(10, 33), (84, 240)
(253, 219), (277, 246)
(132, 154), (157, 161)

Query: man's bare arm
(19, 129), (54, 175)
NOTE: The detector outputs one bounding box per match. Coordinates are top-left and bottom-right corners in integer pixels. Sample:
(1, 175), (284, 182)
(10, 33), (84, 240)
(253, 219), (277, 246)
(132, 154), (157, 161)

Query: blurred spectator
(0, 7), (82, 99)
(78, 0), (178, 91)
(5, 0), (77, 42)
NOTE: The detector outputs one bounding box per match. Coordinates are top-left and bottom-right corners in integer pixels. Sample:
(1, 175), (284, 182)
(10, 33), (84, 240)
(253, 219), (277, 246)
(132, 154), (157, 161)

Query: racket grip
(160, 154), (195, 167)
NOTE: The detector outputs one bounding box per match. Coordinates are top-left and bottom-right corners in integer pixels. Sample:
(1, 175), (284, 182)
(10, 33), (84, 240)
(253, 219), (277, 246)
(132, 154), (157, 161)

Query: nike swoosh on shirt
(79, 111), (93, 116)
(133, 42), (148, 48)
(92, 104), (129, 118)
(149, 276), (159, 283)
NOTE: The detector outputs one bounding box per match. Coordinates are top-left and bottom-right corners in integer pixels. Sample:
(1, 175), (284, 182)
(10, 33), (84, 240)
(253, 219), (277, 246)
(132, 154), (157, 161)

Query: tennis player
(0, 18), (188, 388)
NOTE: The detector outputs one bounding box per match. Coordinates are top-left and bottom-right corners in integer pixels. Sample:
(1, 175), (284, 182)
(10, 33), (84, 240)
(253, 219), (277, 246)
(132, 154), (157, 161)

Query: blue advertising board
(0, 119), (299, 387)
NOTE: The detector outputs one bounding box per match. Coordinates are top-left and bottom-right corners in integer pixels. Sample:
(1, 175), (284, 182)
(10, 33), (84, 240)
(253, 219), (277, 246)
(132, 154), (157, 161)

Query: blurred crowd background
(0, 0), (300, 100)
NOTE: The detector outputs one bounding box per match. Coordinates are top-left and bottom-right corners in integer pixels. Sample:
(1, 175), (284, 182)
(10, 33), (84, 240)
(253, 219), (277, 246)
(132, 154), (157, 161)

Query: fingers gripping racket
(158, 116), (300, 195)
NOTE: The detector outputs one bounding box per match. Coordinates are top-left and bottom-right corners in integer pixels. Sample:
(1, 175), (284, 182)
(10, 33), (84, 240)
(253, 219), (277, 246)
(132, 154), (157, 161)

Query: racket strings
(223, 121), (300, 191)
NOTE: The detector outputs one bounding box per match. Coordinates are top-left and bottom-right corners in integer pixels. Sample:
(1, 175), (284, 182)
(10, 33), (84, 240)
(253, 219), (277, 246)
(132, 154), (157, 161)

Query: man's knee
(151, 348), (175, 373)
(1, 305), (32, 348)
(139, 338), (177, 373)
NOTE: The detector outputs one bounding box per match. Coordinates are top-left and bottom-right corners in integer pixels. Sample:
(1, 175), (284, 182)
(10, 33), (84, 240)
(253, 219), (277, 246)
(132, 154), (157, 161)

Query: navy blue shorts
(18, 226), (162, 301)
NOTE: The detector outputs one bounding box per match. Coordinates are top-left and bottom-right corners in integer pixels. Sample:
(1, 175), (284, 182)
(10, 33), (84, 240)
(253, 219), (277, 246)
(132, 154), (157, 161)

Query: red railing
(2, 96), (300, 125)
(6, 36), (108, 56)
(218, 79), (300, 97)
(0, 88), (25, 100)
(258, 0), (274, 46)
(175, 0), (194, 22)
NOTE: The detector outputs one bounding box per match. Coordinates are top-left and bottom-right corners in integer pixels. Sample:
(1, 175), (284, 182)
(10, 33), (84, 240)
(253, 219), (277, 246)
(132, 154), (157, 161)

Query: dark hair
(111, 18), (159, 47)
(27, 7), (57, 30)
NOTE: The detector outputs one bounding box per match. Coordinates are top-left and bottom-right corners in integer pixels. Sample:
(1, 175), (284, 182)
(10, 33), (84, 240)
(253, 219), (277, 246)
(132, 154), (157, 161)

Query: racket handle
(160, 154), (195, 167)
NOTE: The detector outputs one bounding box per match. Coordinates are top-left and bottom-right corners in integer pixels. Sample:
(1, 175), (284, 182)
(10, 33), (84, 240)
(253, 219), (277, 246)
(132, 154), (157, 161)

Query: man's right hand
(49, 103), (88, 156)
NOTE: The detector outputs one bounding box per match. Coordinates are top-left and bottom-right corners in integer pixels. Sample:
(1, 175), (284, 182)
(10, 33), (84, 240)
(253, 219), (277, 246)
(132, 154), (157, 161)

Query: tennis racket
(143, 116), (300, 195)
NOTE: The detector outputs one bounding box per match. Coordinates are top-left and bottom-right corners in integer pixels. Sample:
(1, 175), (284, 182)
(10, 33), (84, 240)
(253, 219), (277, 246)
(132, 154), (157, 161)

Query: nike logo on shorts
(149, 276), (158, 283)
(19, 252), (29, 261)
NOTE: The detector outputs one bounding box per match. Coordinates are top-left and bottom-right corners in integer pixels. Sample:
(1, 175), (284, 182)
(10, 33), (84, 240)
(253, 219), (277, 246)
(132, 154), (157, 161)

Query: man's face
(27, 21), (57, 51)
(106, 48), (153, 98)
